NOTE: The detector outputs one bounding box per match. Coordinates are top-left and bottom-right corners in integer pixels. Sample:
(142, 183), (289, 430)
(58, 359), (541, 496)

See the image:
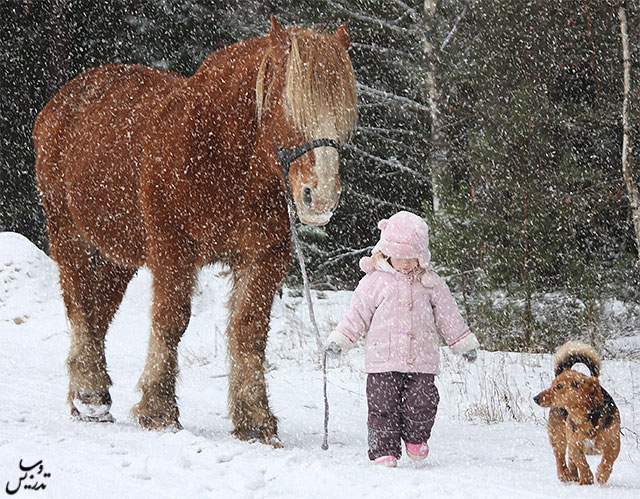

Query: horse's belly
(65, 155), (146, 266)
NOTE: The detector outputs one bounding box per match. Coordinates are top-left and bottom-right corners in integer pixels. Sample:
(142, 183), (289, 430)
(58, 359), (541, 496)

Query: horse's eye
(555, 384), (563, 390)
(571, 381), (580, 388)
(302, 186), (313, 207)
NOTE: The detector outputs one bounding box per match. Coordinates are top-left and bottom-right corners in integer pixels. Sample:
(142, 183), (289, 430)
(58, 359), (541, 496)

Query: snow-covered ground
(1, 231), (639, 498)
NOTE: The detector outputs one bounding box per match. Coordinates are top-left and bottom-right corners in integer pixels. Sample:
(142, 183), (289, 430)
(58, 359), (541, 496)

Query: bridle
(276, 138), (341, 184)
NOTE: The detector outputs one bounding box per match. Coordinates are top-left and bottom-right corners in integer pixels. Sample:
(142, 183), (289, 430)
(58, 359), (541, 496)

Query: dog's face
(534, 369), (604, 409)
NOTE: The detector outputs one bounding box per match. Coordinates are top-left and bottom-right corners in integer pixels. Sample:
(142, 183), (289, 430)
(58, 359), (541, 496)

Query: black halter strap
(276, 138), (341, 173)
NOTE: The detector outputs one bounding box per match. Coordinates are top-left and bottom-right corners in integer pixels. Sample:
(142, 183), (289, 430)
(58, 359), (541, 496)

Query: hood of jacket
(360, 211), (431, 271)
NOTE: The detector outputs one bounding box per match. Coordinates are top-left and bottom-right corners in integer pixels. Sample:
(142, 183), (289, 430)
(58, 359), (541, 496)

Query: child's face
(390, 257), (419, 274)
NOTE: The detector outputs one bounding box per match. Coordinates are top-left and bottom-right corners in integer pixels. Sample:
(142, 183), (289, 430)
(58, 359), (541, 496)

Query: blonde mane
(256, 27), (357, 142)
(255, 50), (274, 125)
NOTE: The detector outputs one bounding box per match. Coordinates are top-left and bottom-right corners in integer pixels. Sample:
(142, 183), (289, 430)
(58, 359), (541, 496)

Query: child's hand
(462, 349), (477, 362)
(325, 342), (342, 358)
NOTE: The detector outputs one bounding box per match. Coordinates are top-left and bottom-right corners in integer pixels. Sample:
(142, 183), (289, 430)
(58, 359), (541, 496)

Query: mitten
(325, 342), (342, 358)
(449, 332), (480, 356)
(462, 349), (477, 363)
(324, 330), (355, 356)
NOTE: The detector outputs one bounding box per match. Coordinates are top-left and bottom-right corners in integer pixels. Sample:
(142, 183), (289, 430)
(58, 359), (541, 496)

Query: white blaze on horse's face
(308, 144), (341, 224)
(295, 127), (342, 226)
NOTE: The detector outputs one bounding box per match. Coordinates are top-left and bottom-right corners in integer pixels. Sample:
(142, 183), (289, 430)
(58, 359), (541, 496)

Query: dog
(533, 341), (620, 485)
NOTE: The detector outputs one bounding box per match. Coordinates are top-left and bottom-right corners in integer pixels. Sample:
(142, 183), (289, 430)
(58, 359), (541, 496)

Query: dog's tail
(553, 341), (600, 377)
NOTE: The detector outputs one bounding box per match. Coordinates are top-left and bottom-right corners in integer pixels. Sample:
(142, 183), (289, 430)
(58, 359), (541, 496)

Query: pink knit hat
(359, 211), (431, 272)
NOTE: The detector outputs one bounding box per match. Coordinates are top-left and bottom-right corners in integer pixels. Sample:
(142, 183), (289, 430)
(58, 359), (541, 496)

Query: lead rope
(276, 143), (331, 450)
(284, 201), (330, 450)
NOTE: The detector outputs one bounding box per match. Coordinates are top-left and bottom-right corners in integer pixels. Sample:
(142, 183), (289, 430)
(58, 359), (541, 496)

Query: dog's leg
(596, 435), (620, 484)
(568, 442), (593, 485)
(566, 457), (579, 482)
(548, 408), (572, 481)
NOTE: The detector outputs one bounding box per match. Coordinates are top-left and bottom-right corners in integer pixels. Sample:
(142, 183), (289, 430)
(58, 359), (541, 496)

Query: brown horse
(33, 16), (357, 446)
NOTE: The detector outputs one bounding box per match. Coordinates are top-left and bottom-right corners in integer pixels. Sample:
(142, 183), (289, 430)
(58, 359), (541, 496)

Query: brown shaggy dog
(534, 341), (620, 485)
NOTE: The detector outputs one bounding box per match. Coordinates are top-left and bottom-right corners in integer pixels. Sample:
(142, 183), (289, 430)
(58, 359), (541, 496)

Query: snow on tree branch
(345, 185), (423, 212)
(351, 42), (420, 62)
(325, 0), (416, 37)
(316, 245), (374, 271)
(440, 4), (468, 54)
(389, 0), (422, 24)
(346, 143), (430, 182)
(357, 83), (430, 112)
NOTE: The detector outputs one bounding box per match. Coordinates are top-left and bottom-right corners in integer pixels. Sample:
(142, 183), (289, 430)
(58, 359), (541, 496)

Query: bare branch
(357, 127), (421, 153)
(316, 246), (374, 271)
(347, 143), (430, 182)
(358, 125), (420, 137)
(389, 0), (422, 24)
(345, 186), (421, 213)
(357, 83), (430, 112)
(325, 0), (415, 37)
(351, 41), (420, 61)
(440, 4), (468, 53)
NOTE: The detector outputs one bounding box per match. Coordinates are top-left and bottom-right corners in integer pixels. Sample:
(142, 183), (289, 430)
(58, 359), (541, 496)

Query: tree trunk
(43, 1), (73, 102)
(619, 3), (640, 262)
(423, 0), (445, 215)
(521, 200), (535, 350)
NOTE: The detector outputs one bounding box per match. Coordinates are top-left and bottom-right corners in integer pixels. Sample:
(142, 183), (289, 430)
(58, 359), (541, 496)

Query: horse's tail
(553, 341), (600, 378)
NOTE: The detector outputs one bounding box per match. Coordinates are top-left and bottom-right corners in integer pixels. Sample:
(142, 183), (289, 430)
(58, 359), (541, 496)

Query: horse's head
(257, 17), (357, 226)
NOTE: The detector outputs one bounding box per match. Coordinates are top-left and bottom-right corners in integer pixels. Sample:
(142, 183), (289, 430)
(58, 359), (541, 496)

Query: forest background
(2, 0), (640, 354)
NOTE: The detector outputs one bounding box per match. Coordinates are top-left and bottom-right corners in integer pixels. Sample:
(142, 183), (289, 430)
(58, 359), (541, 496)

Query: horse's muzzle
(299, 210), (334, 226)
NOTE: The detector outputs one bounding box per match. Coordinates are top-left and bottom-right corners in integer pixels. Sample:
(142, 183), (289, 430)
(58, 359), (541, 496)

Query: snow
(1, 231), (639, 498)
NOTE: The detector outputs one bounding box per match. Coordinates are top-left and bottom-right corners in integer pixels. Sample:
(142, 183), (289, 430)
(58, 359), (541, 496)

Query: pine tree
(431, 0), (638, 350)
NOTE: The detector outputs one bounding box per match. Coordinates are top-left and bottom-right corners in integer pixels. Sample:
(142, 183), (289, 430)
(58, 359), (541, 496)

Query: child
(325, 211), (479, 467)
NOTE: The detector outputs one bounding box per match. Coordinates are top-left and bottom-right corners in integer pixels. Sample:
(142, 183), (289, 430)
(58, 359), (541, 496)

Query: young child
(325, 211), (479, 467)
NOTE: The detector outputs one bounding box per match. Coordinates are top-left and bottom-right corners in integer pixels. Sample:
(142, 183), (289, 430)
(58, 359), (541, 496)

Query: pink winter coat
(334, 258), (473, 374)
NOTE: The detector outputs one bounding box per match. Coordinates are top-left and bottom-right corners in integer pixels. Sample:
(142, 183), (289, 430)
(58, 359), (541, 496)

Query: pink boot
(405, 442), (429, 461)
(373, 455), (398, 467)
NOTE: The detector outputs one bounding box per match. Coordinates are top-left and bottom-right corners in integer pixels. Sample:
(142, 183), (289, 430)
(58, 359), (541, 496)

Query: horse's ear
(333, 22), (351, 50)
(269, 15), (290, 54)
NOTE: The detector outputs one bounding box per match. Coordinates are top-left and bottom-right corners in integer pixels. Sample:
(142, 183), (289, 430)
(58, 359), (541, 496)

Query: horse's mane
(256, 27), (357, 143)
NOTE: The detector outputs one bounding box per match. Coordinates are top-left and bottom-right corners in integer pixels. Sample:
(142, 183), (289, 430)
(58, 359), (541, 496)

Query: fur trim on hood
(359, 252), (440, 288)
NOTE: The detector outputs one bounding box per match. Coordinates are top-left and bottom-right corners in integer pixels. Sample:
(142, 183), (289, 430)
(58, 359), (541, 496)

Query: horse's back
(35, 63), (180, 150)
(34, 63), (184, 265)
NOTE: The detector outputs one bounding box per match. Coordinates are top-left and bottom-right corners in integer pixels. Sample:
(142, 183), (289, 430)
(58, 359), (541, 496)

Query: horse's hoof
(71, 391), (115, 423)
(263, 434), (283, 448)
(72, 407), (116, 423)
(232, 428), (283, 448)
(138, 415), (183, 432)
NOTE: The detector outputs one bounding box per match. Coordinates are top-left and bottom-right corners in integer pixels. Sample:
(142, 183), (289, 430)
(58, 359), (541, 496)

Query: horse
(33, 16), (357, 446)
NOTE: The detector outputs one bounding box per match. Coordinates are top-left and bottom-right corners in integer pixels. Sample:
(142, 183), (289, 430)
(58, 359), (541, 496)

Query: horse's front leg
(132, 241), (197, 430)
(227, 245), (289, 447)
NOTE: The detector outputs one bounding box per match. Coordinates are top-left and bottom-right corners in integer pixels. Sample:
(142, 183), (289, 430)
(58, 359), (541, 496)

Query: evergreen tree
(432, 0), (639, 350)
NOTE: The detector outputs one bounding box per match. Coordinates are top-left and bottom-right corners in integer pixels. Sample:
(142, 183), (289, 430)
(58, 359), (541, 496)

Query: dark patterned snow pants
(366, 371), (439, 460)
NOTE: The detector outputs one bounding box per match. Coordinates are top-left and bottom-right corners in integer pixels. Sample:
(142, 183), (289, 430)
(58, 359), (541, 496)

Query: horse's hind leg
(49, 220), (135, 422)
(227, 241), (289, 447)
